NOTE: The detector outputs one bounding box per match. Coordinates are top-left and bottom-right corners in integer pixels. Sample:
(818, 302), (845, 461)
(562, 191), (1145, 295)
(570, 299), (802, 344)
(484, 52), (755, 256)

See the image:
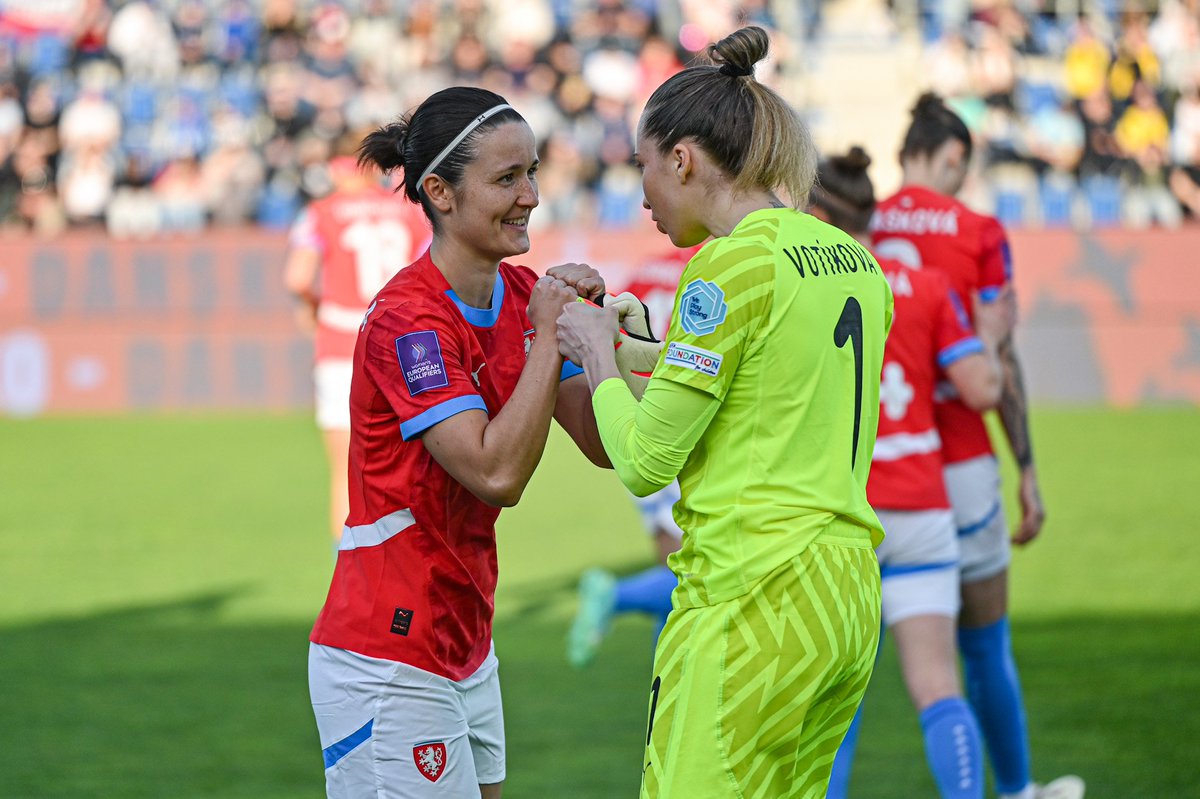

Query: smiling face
(634, 129), (710, 248)
(441, 120), (540, 262)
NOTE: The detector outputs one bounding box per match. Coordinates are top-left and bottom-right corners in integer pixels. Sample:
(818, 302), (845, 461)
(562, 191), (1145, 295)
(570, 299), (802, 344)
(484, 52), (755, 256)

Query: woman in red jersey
(307, 86), (608, 799)
(872, 93), (1083, 799)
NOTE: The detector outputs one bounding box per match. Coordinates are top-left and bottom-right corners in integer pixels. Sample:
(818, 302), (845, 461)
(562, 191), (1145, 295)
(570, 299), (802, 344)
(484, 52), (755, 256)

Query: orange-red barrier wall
(1, 226), (1197, 416)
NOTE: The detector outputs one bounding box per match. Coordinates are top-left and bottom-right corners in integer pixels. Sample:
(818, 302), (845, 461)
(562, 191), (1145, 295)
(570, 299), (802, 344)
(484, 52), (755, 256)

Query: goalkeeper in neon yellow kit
(556, 27), (892, 799)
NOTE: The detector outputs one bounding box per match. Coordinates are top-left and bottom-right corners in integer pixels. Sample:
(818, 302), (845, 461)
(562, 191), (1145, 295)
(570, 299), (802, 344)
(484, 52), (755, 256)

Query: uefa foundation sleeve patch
(395, 330), (450, 396)
(664, 341), (723, 376)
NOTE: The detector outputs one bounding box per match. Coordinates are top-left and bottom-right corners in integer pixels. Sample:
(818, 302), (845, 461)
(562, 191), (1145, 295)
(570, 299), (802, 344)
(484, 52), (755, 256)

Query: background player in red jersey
(814, 147), (1012, 799)
(871, 95), (1083, 799)
(307, 87), (608, 799)
(284, 137), (431, 544)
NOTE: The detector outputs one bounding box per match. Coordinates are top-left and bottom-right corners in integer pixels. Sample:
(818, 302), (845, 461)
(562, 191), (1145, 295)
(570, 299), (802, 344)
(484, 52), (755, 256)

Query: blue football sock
(920, 697), (984, 799)
(614, 565), (676, 617)
(958, 618), (1031, 795)
(825, 702), (863, 799)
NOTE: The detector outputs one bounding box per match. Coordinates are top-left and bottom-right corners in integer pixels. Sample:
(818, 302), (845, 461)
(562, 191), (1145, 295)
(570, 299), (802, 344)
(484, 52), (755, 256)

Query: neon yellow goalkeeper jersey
(654, 207), (893, 608)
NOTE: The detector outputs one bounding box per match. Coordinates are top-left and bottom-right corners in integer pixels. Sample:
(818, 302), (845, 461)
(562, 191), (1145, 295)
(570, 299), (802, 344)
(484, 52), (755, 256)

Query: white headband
(417, 104), (515, 191)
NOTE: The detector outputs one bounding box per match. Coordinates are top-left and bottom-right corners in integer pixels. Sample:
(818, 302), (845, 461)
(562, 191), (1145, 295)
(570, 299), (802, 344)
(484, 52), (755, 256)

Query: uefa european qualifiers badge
(679, 279), (727, 336)
(396, 330), (449, 396)
(413, 741), (447, 782)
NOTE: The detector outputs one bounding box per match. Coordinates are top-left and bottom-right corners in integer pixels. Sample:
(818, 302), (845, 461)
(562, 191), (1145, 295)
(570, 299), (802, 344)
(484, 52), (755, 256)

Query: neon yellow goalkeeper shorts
(639, 529), (881, 799)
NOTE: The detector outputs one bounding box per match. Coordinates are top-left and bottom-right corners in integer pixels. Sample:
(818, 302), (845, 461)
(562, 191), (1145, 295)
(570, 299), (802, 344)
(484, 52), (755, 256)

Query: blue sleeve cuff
(978, 286), (1002, 303)
(938, 337), (985, 368)
(399, 394), (488, 440)
(560, 360), (585, 381)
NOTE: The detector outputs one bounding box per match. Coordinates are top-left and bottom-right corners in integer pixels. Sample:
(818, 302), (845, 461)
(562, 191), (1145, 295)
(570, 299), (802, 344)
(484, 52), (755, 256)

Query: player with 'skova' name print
(869, 94), (1083, 799)
(812, 146), (1015, 799)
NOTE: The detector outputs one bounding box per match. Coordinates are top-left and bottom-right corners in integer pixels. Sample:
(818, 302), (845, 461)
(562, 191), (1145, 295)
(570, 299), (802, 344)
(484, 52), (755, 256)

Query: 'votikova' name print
(783, 241), (880, 278)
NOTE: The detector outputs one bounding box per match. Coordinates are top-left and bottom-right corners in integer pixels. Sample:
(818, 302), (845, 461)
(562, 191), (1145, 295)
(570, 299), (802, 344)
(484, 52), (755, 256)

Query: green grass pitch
(0, 408), (1196, 797)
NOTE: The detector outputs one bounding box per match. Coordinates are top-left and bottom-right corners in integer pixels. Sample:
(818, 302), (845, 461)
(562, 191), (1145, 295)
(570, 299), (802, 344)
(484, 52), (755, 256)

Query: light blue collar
(446, 274), (505, 328)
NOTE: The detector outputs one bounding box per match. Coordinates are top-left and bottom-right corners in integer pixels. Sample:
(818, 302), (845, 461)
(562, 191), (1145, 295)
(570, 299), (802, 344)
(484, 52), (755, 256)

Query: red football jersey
(617, 245), (699, 340)
(310, 251), (582, 680)
(290, 185), (430, 362)
(870, 185), (1012, 464)
(868, 259), (983, 510)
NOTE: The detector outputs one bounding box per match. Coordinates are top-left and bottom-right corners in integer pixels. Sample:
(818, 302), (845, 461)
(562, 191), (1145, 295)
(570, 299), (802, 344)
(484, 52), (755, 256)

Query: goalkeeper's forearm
(579, 346), (622, 394)
(592, 376), (720, 496)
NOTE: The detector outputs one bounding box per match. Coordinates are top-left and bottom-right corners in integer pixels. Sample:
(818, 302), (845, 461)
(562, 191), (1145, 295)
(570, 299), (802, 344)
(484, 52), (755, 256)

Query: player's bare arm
(556, 302), (622, 393)
(997, 332), (1045, 545)
(554, 375), (611, 468)
(283, 246), (321, 331)
(537, 263), (612, 466)
(947, 288), (1016, 411)
(422, 277), (578, 506)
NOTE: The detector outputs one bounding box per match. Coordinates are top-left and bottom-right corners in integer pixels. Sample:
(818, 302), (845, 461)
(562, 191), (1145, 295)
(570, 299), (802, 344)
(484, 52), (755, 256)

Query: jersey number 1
(833, 296), (863, 468)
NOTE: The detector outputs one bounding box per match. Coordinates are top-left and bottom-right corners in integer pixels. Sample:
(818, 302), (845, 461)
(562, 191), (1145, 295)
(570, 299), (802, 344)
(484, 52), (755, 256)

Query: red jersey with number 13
(871, 185), (1012, 464)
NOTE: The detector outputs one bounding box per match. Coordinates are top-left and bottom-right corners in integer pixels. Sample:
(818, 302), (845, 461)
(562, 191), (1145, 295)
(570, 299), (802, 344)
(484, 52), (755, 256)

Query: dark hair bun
(710, 26), (769, 78)
(358, 118), (410, 178)
(832, 145), (872, 175)
(913, 92), (947, 117)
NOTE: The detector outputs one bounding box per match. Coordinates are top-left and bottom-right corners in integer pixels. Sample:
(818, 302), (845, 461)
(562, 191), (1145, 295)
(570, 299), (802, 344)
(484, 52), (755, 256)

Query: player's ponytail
(811, 145), (876, 235)
(900, 91), (972, 163)
(357, 87), (524, 230)
(640, 25), (817, 207)
(358, 120), (409, 177)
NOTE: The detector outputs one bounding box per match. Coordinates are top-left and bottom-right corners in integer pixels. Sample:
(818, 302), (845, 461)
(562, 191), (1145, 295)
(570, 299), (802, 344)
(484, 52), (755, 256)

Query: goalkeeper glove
(602, 292), (663, 400)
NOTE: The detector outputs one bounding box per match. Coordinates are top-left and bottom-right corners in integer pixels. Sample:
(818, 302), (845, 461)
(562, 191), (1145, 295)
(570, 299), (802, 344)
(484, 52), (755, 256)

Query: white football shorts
(309, 643), (505, 798)
(633, 481), (684, 541)
(944, 454), (1011, 583)
(315, 359), (354, 432)
(875, 508), (961, 626)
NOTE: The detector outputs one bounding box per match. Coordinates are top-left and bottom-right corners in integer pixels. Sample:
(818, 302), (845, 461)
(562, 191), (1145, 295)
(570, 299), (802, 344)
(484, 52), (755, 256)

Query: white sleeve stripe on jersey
(339, 507), (417, 551)
(872, 428), (942, 463)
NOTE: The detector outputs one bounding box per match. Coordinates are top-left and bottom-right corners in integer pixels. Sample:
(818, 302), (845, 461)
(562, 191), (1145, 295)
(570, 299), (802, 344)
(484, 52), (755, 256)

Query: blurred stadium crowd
(0, 0), (1197, 238)
(920, 0), (1200, 229)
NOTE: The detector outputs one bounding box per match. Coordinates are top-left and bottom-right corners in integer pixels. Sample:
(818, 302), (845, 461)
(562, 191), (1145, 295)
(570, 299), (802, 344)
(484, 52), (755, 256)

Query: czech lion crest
(413, 741), (447, 782)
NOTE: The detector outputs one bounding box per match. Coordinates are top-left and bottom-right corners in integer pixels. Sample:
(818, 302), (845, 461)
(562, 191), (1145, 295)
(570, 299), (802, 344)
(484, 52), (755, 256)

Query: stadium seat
(121, 83), (159, 127)
(994, 188), (1028, 228)
(1083, 175), (1123, 228)
(1018, 81), (1060, 116)
(219, 75), (260, 118)
(257, 182), (300, 230)
(28, 34), (68, 78)
(1039, 176), (1075, 228)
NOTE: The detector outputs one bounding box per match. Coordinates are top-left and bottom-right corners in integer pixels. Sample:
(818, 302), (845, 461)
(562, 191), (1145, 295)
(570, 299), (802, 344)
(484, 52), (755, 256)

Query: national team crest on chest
(396, 330), (449, 396)
(679, 279), (727, 336)
(413, 741), (447, 782)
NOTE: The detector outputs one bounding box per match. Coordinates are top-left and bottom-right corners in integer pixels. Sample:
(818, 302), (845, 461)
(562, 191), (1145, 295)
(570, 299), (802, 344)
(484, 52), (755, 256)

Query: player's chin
(668, 227), (705, 249)
(499, 223), (531, 254)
